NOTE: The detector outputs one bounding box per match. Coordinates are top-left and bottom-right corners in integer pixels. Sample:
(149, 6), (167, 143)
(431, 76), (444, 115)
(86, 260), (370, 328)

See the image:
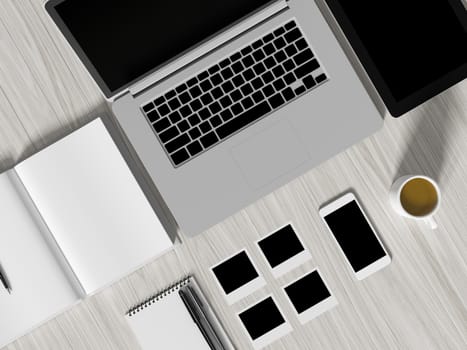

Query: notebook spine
(127, 276), (191, 317)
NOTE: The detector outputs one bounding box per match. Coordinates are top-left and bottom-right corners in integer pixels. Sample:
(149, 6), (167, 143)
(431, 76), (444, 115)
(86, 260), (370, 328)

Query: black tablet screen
(328, 0), (467, 106)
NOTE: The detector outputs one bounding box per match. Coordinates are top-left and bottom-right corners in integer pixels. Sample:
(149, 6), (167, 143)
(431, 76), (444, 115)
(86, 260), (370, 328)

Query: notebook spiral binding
(127, 276), (191, 317)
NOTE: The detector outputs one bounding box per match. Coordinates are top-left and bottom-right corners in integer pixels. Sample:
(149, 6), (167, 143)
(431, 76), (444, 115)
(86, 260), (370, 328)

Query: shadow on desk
(394, 87), (464, 185)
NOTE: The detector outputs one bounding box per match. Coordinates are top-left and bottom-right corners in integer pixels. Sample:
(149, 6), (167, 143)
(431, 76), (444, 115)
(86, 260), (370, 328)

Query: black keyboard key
(219, 58), (230, 68)
(180, 105), (192, 117)
(165, 90), (176, 100)
(171, 148), (189, 165)
(252, 39), (263, 49)
(146, 110), (160, 123)
(274, 50), (287, 63)
(252, 49), (265, 61)
(221, 67), (234, 80)
(160, 125), (179, 143)
(262, 84), (275, 97)
(142, 102), (154, 112)
(209, 101), (222, 114)
(251, 77), (264, 90)
(264, 57), (276, 69)
(251, 91), (265, 103)
(211, 73), (223, 86)
(189, 86), (202, 98)
(315, 73), (327, 83)
(295, 59), (320, 79)
(157, 104), (170, 116)
(199, 121), (212, 133)
(188, 114), (201, 126)
(272, 65), (285, 78)
(283, 59), (295, 72)
(242, 55), (255, 67)
(221, 81), (234, 94)
(284, 44), (298, 57)
(220, 95), (233, 108)
(241, 46), (253, 56)
(273, 27), (285, 37)
(284, 21), (296, 31)
(189, 127), (201, 140)
(269, 93), (285, 108)
(200, 131), (219, 148)
(175, 83), (187, 93)
(168, 98), (181, 110)
(211, 87), (223, 99)
(190, 99), (202, 112)
(169, 111), (182, 124)
(187, 77), (198, 87)
(197, 71), (209, 81)
(273, 37), (286, 49)
(153, 117), (170, 132)
(230, 90), (243, 102)
(200, 79), (213, 92)
(293, 48), (314, 66)
(295, 38), (307, 50)
(230, 52), (242, 62)
(241, 96), (254, 109)
(232, 75), (245, 87)
(262, 71), (275, 84)
(295, 85), (306, 95)
(220, 109), (234, 121)
(253, 62), (266, 75)
(200, 93), (213, 105)
(208, 64), (220, 74)
(232, 62), (244, 74)
(240, 83), (253, 96)
(199, 107), (211, 120)
(231, 103), (244, 115)
(166, 134), (190, 153)
(282, 87), (295, 101)
(210, 115), (222, 127)
(154, 96), (165, 106)
(187, 140), (203, 156)
(263, 33), (274, 43)
(303, 75), (317, 89)
(263, 43), (275, 55)
(178, 120), (190, 132)
(243, 68), (255, 81)
(273, 78), (286, 91)
(283, 72), (296, 85)
(217, 101), (272, 139)
(284, 28), (301, 43)
(179, 91), (191, 104)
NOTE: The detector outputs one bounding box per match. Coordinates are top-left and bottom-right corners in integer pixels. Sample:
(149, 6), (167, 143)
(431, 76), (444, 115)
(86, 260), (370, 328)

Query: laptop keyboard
(141, 20), (328, 167)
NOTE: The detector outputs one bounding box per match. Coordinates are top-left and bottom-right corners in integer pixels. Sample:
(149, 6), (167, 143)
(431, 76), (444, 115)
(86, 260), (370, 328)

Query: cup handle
(425, 216), (438, 230)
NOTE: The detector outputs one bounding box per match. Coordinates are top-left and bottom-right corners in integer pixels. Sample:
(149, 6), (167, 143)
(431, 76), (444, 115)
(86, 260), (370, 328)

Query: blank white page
(0, 171), (80, 348)
(126, 291), (210, 350)
(15, 119), (173, 294)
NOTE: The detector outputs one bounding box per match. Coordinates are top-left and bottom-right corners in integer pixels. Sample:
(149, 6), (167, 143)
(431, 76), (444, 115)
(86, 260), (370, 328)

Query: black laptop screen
(47, 0), (272, 96)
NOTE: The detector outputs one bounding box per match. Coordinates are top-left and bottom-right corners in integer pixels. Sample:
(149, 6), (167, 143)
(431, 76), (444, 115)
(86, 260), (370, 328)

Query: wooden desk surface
(1, 1), (466, 349)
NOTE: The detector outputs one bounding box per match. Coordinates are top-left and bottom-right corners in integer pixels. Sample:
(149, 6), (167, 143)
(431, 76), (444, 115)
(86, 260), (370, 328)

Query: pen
(0, 262), (11, 294)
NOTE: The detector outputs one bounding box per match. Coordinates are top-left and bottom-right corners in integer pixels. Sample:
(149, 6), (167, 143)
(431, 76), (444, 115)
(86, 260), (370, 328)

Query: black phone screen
(323, 200), (386, 272)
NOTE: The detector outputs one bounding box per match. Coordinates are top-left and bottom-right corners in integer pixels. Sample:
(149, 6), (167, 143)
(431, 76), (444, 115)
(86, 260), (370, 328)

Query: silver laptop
(46, 0), (382, 236)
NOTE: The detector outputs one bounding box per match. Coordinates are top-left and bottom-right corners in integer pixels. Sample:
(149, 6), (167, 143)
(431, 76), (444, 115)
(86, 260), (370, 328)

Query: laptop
(46, 0), (382, 236)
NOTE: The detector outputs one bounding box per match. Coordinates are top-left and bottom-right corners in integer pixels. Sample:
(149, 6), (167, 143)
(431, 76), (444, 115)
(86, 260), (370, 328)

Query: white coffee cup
(389, 175), (440, 229)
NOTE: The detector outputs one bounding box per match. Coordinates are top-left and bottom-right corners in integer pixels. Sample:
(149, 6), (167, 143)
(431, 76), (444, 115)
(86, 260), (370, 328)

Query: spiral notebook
(126, 277), (234, 350)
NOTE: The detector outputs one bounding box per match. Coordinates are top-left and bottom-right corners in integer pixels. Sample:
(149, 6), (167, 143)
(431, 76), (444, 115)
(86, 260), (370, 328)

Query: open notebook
(126, 276), (234, 350)
(0, 118), (173, 348)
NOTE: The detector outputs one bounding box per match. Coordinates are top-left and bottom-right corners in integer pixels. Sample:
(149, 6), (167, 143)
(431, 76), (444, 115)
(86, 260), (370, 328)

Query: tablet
(324, 0), (467, 117)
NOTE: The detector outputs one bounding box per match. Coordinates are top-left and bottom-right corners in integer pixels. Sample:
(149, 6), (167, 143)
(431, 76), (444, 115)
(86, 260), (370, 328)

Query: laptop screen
(46, 0), (272, 97)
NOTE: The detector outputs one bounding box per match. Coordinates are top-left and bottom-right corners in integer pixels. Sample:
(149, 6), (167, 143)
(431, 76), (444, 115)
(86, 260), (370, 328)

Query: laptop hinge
(129, 0), (288, 96)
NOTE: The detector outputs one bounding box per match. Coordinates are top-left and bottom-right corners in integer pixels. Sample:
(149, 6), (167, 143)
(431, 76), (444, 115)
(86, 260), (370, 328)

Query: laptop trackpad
(231, 122), (308, 189)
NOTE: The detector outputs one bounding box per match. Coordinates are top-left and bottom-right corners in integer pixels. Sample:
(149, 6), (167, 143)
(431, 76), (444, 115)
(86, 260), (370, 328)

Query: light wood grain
(1, 1), (467, 349)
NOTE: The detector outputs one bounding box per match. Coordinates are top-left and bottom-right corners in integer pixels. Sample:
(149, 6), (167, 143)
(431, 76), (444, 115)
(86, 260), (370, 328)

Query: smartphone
(319, 193), (391, 280)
